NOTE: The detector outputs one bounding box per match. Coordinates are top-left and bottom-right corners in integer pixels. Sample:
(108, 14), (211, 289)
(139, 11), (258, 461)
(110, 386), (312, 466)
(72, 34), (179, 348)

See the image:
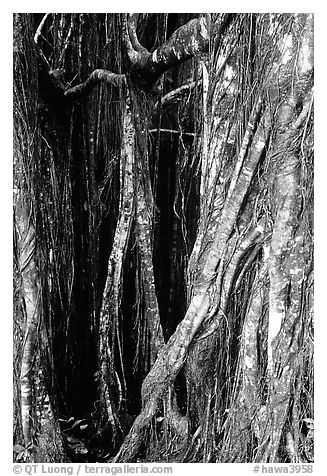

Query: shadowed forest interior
(13, 13), (313, 463)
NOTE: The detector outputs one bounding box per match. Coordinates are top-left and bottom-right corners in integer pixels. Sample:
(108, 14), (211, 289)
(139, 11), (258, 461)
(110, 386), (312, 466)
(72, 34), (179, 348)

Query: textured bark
(257, 149), (310, 463)
(136, 181), (165, 366)
(187, 69), (231, 294)
(159, 81), (197, 107)
(14, 15), (68, 461)
(127, 15), (210, 85)
(266, 95), (313, 374)
(16, 203), (39, 446)
(14, 14), (40, 449)
(220, 265), (268, 462)
(64, 70), (125, 98)
(255, 17), (313, 461)
(196, 223), (265, 342)
(126, 84), (166, 367)
(97, 97), (135, 434)
(241, 269), (266, 412)
(201, 101), (269, 284)
(220, 15), (314, 463)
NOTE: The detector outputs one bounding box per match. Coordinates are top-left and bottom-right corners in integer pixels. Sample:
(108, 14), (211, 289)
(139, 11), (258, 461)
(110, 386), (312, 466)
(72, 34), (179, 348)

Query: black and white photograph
(12, 9), (315, 469)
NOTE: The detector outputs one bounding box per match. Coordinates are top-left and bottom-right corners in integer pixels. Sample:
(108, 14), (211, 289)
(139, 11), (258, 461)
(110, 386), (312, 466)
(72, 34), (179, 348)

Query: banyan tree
(13, 13), (314, 463)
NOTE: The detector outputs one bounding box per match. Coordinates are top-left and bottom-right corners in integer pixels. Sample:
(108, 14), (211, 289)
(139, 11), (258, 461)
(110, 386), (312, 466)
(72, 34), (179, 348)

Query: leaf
(66, 419), (88, 431)
(79, 424), (89, 430)
(59, 416), (75, 424)
(13, 444), (25, 453)
(64, 435), (80, 444)
(156, 416), (164, 422)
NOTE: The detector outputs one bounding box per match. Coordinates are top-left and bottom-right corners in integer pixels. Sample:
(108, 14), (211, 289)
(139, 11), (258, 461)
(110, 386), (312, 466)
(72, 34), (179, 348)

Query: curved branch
(159, 80), (198, 107)
(34, 13), (51, 70)
(34, 13), (51, 45)
(127, 14), (149, 54)
(130, 14), (233, 86)
(130, 16), (210, 85)
(64, 70), (126, 98)
(123, 14), (140, 64)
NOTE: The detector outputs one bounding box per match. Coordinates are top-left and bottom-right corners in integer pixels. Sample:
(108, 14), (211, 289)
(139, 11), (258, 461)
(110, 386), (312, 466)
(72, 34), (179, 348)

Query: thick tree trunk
(221, 15), (313, 462)
(256, 117), (312, 463)
(14, 14), (67, 462)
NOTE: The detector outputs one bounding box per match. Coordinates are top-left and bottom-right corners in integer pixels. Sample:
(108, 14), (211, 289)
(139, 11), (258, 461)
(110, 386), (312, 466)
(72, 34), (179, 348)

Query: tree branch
(127, 14), (149, 54)
(123, 14), (140, 65)
(149, 128), (195, 137)
(130, 16), (210, 85)
(64, 69), (126, 98)
(35, 16), (125, 102)
(159, 80), (198, 107)
(34, 13), (50, 45)
(34, 13), (51, 70)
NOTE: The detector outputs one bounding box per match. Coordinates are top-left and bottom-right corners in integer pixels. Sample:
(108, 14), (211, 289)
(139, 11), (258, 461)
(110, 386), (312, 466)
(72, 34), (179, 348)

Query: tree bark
(126, 15), (210, 85)
(16, 202), (39, 446)
(64, 70), (125, 98)
(97, 96), (135, 436)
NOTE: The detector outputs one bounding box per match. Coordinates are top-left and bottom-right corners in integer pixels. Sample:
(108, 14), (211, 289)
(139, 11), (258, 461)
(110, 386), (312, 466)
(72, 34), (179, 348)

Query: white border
(2, 4), (325, 475)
